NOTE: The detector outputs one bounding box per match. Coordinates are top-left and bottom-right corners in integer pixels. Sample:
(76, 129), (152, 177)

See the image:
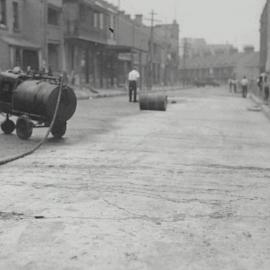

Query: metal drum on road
(12, 81), (77, 121)
(139, 93), (168, 111)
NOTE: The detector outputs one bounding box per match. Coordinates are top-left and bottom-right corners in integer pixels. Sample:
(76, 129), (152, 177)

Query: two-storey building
(0, 0), (180, 88)
(23, 0), (64, 73)
(0, 0), (64, 72)
(0, 0), (40, 71)
(154, 20), (179, 86)
(63, 0), (118, 88)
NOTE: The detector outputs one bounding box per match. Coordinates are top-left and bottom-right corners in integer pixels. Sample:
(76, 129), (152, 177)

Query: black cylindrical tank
(139, 93), (168, 111)
(12, 81), (77, 121)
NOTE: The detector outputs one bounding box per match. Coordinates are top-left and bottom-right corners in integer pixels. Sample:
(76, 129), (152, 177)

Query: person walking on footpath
(230, 78), (237, 94)
(128, 67), (140, 102)
(228, 78), (232, 92)
(257, 73), (264, 92)
(263, 74), (269, 104)
(240, 76), (248, 98)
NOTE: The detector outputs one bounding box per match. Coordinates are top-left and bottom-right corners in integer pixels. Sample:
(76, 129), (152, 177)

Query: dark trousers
(242, 85), (247, 98)
(129, 80), (137, 102)
(233, 84), (237, 93)
(264, 86), (269, 101)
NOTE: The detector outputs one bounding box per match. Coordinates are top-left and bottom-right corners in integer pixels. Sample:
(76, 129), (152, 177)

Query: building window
(94, 12), (99, 28)
(109, 15), (115, 39)
(14, 47), (21, 66)
(48, 43), (59, 72)
(48, 7), (59, 26)
(13, 2), (19, 31)
(0, 0), (6, 25)
(79, 5), (87, 22)
(99, 13), (104, 29)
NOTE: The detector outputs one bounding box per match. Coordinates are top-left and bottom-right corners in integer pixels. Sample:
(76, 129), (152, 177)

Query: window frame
(12, 1), (19, 31)
(0, 0), (6, 26)
(47, 6), (60, 26)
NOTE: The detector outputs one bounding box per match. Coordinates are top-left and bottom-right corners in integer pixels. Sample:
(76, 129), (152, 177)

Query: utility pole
(148, 10), (157, 90)
(182, 38), (189, 86)
(144, 10), (161, 90)
(149, 10), (154, 89)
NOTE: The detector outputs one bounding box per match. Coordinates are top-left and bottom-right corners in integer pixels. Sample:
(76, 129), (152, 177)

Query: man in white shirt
(240, 76), (248, 98)
(128, 67), (140, 102)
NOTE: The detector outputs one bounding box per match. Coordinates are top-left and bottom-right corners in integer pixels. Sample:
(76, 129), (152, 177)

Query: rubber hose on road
(0, 76), (64, 166)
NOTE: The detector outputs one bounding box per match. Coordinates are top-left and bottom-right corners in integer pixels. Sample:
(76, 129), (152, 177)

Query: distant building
(115, 14), (180, 87)
(208, 44), (238, 55)
(179, 46), (259, 84)
(180, 38), (238, 58)
(116, 12), (149, 87)
(154, 20), (179, 85)
(180, 38), (209, 58)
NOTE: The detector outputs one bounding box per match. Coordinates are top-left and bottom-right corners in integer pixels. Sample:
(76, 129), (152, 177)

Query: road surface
(0, 87), (270, 270)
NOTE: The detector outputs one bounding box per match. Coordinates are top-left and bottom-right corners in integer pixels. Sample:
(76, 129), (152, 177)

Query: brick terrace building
(0, 0), (180, 88)
(179, 47), (259, 84)
(0, 0), (40, 71)
(0, 0), (65, 72)
(63, 0), (119, 88)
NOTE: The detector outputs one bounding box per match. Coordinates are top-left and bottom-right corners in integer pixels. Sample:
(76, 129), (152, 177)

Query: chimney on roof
(135, 14), (143, 25)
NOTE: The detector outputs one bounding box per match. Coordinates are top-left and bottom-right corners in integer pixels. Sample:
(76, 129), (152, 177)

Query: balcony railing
(65, 20), (107, 44)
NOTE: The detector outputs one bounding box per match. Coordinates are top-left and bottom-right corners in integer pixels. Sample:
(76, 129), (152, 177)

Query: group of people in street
(228, 73), (270, 103)
(228, 76), (249, 98)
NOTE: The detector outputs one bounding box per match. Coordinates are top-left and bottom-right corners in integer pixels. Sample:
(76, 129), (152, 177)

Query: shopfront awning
(105, 45), (132, 53)
(105, 44), (147, 53)
(1, 36), (40, 50)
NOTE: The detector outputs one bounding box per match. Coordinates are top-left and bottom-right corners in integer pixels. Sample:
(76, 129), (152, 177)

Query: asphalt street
(0, 87), (270, 269)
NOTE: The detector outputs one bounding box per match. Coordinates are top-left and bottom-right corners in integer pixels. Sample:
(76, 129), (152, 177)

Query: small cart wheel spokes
(1, 119), (15, 134)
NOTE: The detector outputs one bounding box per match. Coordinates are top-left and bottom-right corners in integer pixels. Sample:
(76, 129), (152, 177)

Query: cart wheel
(1, 119), (15, 134)
(51, 121), (67, 139)
(16, 116), (33, 140)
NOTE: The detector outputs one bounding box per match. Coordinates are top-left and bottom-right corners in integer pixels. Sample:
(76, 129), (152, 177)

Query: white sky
(108, 0), (266, 50)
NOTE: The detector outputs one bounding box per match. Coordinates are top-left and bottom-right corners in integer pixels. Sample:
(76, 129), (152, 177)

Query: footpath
(250, 91), (270, 120)
(73, 84), (185, 100)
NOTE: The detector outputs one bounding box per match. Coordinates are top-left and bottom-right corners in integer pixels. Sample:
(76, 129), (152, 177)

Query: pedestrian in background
(263, 74), (269, 103)
(228, 78), (233, 92)
(257, 73), (264, 92)
(240, 76), (248, 98)
(128, 67), (140, 102)
(231, 78), (237, 93)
